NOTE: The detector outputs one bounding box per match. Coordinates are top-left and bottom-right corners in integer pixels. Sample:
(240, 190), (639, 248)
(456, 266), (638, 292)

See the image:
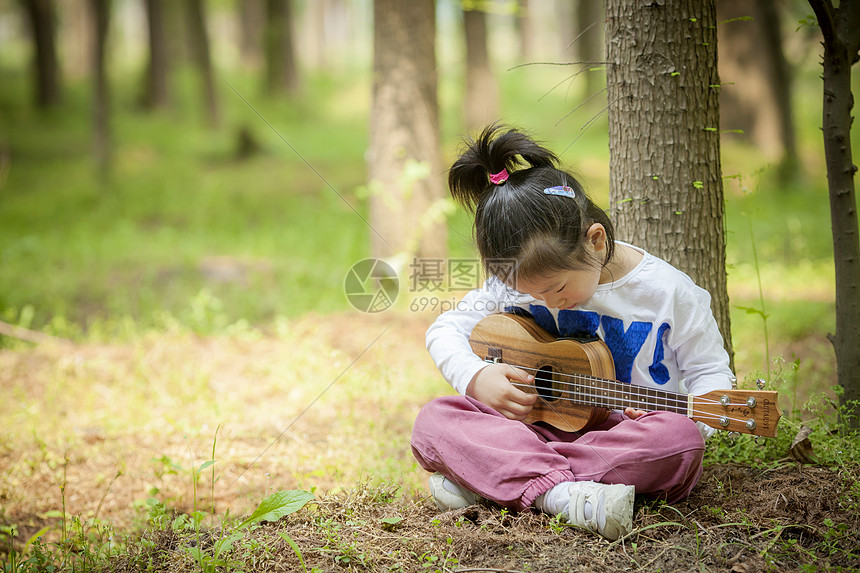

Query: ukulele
(469, 313), (780, 437)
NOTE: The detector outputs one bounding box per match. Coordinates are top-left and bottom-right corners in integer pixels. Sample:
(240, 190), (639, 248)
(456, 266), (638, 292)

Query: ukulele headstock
(692, 389), (780, 437)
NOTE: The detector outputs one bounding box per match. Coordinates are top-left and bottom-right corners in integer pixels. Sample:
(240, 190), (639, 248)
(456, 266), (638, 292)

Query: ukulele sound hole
(535, 366), (561, 402)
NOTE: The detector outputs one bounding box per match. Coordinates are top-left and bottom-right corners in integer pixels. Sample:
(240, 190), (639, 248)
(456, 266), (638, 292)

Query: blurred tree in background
(141, 0), (169, 109)
(463, 0), (498, 129)
(20, 0), (61, 107)
(368, 0), (446, 267)
(718, 0), (798, 179)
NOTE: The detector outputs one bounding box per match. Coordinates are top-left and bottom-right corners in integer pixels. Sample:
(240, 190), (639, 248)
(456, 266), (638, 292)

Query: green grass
(0, 56), (618, 338)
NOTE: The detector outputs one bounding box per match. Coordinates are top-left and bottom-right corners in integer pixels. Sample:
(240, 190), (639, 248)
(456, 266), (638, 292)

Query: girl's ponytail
(447, 123), (616, 282)
(448, 123), (558, 211)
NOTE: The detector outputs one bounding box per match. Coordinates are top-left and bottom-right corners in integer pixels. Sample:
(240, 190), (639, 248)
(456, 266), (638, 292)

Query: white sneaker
(428, 473), (480, 511)
(566, 481), (635, 541)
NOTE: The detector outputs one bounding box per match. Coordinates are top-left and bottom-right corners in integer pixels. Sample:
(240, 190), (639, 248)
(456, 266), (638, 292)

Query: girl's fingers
(502, 365), (538, 406)
(505, 365), (534, 383)
(624, 407), (648, 419)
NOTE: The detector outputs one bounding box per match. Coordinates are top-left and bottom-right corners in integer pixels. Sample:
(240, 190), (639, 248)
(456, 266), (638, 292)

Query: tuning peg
(730, 375), (738, 390)
(756, 378), (766, 390)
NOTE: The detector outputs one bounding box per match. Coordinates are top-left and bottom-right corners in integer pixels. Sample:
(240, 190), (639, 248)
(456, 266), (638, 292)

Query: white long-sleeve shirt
(426, 243), (734, 438)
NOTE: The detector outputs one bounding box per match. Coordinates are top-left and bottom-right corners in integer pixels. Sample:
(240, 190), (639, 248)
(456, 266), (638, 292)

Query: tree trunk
(717, 0), (797, 174)
(755, 0), (797, 176)
(516, 0), (533, 62)
(21, 0), (61, 107)
(307, 0), (329, 70)
(463, 7), (498, 129)
(807, 0), (860, 428)
(185, 0), (219, 127)
(142, 0), (169, 109)
(90, 0), (110, 178)
(265, 0), (299, 95)
(605, 0), (733, 364)
(574, 0), (603, 97)
(369, 0), (446, 266)
(239, 0), (264, 68)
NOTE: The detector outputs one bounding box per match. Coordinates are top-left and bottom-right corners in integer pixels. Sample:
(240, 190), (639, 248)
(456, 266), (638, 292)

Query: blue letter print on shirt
(599, 316), (651, 384)
(505, 305), (671, 385)
(648, 323), (671, 385)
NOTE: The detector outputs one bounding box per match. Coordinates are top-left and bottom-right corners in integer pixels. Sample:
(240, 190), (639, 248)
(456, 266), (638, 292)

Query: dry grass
(0, 312), (443, 537)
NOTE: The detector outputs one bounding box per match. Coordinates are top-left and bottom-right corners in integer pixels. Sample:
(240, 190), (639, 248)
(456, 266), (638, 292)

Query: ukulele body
(469, 313), (781, 437)
(469, 313), (615, 432)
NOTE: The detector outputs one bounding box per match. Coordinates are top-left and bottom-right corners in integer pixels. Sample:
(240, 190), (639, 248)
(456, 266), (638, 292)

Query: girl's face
(515, 265), (603, 310)
(512, 223), (609, 310)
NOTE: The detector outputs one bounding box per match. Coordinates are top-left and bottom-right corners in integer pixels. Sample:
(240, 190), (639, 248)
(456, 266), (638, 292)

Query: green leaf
(238, 490), (315, 529)
(381, 516), (403, 530)
(736, 305), (769, 319)
(198, 460), (215, 473)
(279, 532), (306, 571)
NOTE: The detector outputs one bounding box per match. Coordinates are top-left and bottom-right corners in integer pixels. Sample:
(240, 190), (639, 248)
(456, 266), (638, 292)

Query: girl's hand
(466, 363), (537, 421)
(624, 407), (648, 419)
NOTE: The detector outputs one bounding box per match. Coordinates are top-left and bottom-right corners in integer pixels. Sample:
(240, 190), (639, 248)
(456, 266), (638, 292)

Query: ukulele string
(515, 374), (635, 485)
(506, 380), (751, 428)
(503, 363), (756, 427)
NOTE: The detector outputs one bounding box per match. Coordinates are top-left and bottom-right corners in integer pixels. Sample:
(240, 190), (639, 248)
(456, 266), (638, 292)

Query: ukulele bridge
(485, 347), (504, 363)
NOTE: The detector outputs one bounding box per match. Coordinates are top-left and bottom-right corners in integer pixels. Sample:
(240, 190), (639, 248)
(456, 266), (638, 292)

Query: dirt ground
(108, 463), (859, 572)
(1, 312), (858, 571)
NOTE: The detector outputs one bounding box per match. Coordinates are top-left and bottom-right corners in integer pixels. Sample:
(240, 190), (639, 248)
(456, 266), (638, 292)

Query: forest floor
(1, 313), (858, 572)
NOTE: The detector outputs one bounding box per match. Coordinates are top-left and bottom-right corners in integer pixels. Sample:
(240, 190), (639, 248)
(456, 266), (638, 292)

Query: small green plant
(415, 536), (459, 572)
(547, 513), (566, 535)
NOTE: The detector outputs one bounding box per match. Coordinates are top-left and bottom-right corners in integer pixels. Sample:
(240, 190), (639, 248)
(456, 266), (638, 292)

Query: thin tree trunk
(807, 0), (860, 428)
(142, 0), (169, 109)
(185, 0), (219, 127)
(717, 0), (796, 174)
(369, 0), (446, 265)
(755, 0), (797, 176)
(22, 0), (61, 107)
(605, 0), (733, 364)
(239, 0), (264, 68)
(90, 0), (110, 178)
(463, 7), (498, 129)
(516, 0), (533, 62)
(574, 0), (603, 97)
(265, 0), (299, 95)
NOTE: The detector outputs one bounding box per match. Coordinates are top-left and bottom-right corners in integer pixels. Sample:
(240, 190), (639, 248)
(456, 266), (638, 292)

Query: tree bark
(90, 0), (110, 178)
(369, 0), (446, 265)
(807, 0), (860, 428)
(142, 0), (169, 109)
(463, 6), (498, 129)
(605, 0), (733, 364)
(185, 0), (219, 127)
(21, 0), (61, 107)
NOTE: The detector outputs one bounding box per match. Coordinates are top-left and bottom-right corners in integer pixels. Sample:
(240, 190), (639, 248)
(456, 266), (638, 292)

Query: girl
(410, 124), (733, 541)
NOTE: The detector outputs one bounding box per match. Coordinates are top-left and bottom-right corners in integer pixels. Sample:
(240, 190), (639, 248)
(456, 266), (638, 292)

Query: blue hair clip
(543, 185), (576, 199)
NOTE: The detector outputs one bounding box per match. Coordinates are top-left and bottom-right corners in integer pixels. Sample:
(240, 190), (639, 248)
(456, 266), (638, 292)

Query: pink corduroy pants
(411, 395), (705, 511)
